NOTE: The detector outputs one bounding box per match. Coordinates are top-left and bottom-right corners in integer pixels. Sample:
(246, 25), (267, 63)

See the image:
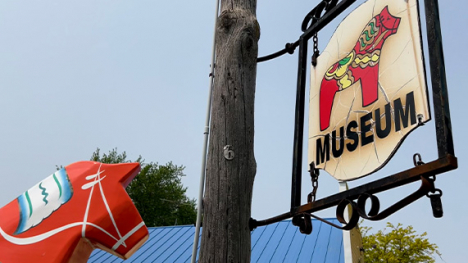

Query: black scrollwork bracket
(314, 175), (442, 231)
(257, 0), (354, 63)
(251, 155), (457, 232)
(251, 0), (457, 234)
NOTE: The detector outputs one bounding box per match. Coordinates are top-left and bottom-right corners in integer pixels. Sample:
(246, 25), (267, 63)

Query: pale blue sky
(0, 1), (465, 262)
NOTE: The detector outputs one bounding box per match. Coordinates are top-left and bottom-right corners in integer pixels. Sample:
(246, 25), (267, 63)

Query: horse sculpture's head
(0, 161), (149, 263)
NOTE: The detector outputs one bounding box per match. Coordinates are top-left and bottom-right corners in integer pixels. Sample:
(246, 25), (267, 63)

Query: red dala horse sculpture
(0, 161), (149, 263)
(319, 6), (401, 131)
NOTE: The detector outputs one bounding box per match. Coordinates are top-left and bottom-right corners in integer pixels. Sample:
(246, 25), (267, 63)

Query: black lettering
(332, 126), (345, 158)
(346, 121), (359, 152)
(360, 112), (374, 146)
(394, 91), (416, 132)
(375, 103), (392, 139)
(316, 134), (330, 165)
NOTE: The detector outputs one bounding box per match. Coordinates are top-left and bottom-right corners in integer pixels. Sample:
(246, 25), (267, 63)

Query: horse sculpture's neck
(0, 162), (148, 263)
(0, 200), (85, 262)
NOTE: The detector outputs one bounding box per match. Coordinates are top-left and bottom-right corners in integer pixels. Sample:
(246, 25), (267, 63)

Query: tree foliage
(360, 222), (441, 263)
(90, 148), (197, 227)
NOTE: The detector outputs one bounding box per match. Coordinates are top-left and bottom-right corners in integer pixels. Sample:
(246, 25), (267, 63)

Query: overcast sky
(0, 1), (465, 262)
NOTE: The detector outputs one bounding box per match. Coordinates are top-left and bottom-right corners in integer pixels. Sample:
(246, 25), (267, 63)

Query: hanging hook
(427, 189), (443, 218)
(292, 213), (313, 234)
(413, 153), (424, 166)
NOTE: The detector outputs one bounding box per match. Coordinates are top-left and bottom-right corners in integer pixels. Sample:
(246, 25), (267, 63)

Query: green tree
(90, 148), (197, 227)
(360, 222), (441, 263)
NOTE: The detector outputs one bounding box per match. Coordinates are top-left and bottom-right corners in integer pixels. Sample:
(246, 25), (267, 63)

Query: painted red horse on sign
(319, 6), (400, 131)
(0, 161), (149, 263)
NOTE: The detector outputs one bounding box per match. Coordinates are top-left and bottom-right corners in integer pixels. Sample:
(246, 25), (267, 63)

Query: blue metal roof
(88, 219), (344, 263)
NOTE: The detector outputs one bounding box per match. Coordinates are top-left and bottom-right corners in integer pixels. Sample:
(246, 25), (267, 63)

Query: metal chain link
(308, 166), (319, 203)
(312, 33), (320, 67)
(313, 33), (319, 54)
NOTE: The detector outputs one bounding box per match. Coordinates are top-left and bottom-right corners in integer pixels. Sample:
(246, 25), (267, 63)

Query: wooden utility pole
(199, 0), (259, 262)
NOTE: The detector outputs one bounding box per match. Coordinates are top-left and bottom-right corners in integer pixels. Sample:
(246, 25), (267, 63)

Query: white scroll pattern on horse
(16, 169), (73, 234)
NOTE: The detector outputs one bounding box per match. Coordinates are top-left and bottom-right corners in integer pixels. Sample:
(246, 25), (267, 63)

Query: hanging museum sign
(308, 0), (430, 181)
(250, 0), (457, 236)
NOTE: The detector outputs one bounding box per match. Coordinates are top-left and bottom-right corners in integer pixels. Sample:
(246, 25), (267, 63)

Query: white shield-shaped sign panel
(308, 0), (430, 181)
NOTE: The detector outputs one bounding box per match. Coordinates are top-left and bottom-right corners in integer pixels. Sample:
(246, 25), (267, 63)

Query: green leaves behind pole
(91, 148), (197, 227)
(360, 222), (441, 263)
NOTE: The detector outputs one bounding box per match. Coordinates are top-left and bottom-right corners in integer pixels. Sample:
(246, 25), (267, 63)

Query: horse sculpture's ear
(114, 162), (141, 188)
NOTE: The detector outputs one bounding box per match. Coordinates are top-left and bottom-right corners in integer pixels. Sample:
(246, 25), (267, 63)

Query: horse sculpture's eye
(82, 176), (107, 190)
